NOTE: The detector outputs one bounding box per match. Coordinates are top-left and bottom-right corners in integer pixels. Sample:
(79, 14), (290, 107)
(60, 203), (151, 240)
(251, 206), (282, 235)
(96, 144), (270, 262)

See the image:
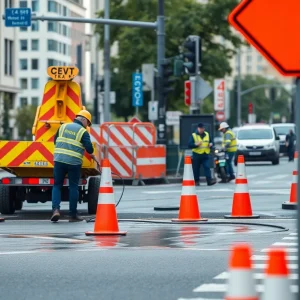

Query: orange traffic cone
(262, 249), (292, 300)
(282, 151), (298, 210)
(172, 156), (207, 222)
(224, 155), (259, 219)
(85, 158), (127, 236)
(225, 244), (258, 300)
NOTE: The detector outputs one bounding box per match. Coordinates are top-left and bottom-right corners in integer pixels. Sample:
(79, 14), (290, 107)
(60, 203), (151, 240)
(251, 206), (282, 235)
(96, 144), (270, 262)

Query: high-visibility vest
(222, 129), (237, 152)
(192, 132), (210, 154)
(54, 122), (86, 165)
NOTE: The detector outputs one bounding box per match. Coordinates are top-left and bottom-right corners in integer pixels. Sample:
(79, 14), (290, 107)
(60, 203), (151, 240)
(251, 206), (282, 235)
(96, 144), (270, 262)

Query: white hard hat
(219, 122), (229, 130)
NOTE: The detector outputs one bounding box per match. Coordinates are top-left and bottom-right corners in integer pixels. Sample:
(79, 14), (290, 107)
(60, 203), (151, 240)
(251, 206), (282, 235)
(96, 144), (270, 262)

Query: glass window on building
(246, 65), (252, 73)
(48, 59), (58, 67)
(257, 65), (263, 72)
(258, 55), (263, 62)
(31, 59), (39, 70)
(31, 21), (39, 31)
(20, 78), (28, 89)
(63, 43), (67, 55)
(31, 97), (39, 106)
(63, 5), (67, 16)
(58, 23), (62, 34)
(57, 3), (61, 14)
(20, 97), (28, 107)
(247, 55), (252, 63)
(19, 0), (27, 8)
(20, 59), (28, 70)
(31, 39), (39, 51)
(4, 39), (13, 76)
(20, 39), (28, 51)
(63, 25), (67, 36)
(47, 39), (58, 51)
(5, 0), (13, 8)
(47, 22), (57, 32)
(32, 0), (39, 12)
(31, 78), (39, 89)
(48, 0), (57, 12)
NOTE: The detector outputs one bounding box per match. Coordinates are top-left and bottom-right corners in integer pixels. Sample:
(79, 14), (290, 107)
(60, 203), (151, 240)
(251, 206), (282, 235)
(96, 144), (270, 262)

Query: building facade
(0, 0), (20, 139)
(17, 0), (87, 109)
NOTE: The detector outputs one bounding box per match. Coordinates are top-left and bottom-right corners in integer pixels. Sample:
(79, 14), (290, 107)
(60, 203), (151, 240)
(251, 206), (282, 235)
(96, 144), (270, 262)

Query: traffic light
(161, 59), (176, 97)
(248, 102), (253, 114)
(182, 36), (201, 75)
(184, 80), (191, 106)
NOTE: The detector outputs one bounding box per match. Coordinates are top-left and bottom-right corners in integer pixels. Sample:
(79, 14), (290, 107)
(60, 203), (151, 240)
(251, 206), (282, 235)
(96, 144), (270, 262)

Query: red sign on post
(184, 80), (191, 106)
(216, 111), (225, 122)
(228, 0), (300, 77)
(248, 102), (253, 114)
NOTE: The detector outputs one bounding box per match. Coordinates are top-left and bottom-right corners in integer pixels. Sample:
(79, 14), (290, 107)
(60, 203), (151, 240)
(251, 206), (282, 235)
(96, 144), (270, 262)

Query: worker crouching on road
(51, 110), (99, 222)
(219, 122), (237, 182)
(188, 123), (216, 186)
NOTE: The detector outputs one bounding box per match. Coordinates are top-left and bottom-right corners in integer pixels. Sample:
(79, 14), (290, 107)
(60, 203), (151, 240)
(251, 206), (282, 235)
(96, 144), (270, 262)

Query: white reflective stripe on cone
(98, 192), (115, 205)
(262, 277), (292, 300)
(183, 164), (194, 181)
(292, 175), (297, 184)
(236, 163), (246, 179)
(100, 167), (113, 187)
(294, 158), (298, 171)
(234, 183), (249, 193)
(181, 185), (197, 196)
(226, 269), (257, 298)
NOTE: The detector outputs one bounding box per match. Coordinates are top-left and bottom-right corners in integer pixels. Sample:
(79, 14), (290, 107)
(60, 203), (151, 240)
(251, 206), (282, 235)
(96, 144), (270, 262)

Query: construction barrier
(89, 122), (166, 182)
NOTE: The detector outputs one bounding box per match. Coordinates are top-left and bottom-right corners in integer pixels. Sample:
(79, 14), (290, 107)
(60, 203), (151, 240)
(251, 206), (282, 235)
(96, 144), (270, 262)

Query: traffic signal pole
(156, 0), (167, 144)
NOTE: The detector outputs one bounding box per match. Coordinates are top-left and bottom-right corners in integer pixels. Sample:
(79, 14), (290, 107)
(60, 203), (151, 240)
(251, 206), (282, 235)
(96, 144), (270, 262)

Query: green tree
(95, 0), (242, 120)
(228, 75), (291, 126)
(15, 105), (37, 140)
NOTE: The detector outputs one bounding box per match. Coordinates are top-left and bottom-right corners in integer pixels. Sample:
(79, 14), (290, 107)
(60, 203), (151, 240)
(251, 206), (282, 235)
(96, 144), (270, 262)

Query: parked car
(271, 123), (296, 155)
(235, 124), (280, 165)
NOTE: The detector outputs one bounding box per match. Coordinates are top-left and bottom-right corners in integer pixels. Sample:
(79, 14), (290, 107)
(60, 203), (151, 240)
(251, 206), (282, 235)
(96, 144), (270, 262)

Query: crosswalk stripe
(252, 255), (298, 261)
(214, 272), (298, 280)
(262, 248), (297, 253)
(254, 263), (298, 269)
(283, 237), (298, 240)
(273, 242), (297, 247)
(193, 283), (298, 293)
(268, 174), (289, 180)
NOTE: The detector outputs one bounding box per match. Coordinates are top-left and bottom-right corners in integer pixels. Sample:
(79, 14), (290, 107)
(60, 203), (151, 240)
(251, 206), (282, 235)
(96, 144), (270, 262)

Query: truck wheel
(0, 186), (16, 215)
(15, 201), (23, 211)
(87, 177), (100, 214)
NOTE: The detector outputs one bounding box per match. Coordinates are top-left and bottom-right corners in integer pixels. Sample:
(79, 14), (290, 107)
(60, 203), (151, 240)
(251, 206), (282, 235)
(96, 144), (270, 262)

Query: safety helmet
(76, 110), (92, 126)
(219, 122), (229, 130)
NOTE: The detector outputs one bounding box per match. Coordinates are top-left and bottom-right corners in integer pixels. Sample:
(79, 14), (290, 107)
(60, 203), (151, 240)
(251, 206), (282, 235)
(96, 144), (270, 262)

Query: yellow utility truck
(0, 66), (101, 215)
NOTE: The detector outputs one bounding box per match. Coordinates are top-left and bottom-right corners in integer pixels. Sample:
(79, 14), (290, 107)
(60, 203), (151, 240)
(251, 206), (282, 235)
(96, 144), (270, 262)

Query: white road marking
(268, 174), (289, 180)
(214, 272), (298, 280)
(273, 242), (298, 247)
(262, 248), (297, 253)
(178, 298), (221, 300)
(251, 255), (298, 261)
(193, 283), (298, 293)
(0, 250), (42, 255)
(283, 237), (298, 240)
(254, 263), (298, 269)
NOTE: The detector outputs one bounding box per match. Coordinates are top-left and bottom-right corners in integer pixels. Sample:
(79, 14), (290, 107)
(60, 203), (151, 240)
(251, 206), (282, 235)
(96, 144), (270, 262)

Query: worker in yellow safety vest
(51, 110), (99, 223)
(219, 122), (237, 182)
(188, 123), (216, 186)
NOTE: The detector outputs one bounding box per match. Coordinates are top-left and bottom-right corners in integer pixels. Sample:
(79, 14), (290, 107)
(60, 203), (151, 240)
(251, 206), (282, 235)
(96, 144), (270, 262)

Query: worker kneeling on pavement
(219, 122), (237, 182)
(51, 110), (99, 222)
(188, 123), (216, 186)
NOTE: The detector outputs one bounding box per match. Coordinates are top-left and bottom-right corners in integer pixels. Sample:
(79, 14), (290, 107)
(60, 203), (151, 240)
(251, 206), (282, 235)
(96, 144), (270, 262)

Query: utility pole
(103, 0), (111, 122)
(237, 48), (242, 126)
(94, 31), (100, 124)
(156, 0), (166, 145)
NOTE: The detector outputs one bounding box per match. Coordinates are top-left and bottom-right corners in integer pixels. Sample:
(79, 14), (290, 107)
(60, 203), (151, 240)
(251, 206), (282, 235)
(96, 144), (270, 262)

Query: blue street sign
(132, 73), (143, 107)
(5, 8), (31, 27)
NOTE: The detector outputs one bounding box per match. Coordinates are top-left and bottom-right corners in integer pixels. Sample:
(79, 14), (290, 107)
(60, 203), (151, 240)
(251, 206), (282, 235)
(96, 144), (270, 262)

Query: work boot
(69, 214), (84, 222)
(207, 178), (216, 186)
(51, 209), (60, 222)
(228, 174), (236, 182)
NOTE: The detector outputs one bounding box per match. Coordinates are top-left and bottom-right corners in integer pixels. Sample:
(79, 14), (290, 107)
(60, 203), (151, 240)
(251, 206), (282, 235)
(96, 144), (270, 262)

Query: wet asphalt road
(0, 157), (298, 300)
